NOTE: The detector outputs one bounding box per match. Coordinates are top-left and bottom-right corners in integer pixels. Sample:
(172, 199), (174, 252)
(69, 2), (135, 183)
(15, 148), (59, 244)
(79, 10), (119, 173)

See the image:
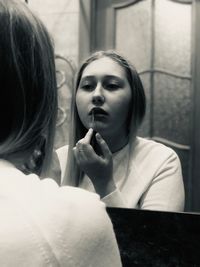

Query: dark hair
(62, 50), (146, 186)
(0, 0), (57, 176)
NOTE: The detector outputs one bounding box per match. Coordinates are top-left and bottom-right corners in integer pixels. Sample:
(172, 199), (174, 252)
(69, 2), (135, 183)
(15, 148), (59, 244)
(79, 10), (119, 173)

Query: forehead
(81, 57), (126, 78)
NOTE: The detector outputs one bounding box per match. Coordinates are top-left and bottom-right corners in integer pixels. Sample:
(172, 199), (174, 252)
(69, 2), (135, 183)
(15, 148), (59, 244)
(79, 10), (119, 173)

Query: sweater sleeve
(139, 150), (185, 212)
(102, 189), (126, 207)
(32, 180), (122, 267)
(59, 188), (122, 267)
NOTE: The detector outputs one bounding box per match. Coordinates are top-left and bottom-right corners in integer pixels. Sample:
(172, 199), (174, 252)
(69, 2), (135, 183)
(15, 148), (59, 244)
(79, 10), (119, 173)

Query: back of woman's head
(75, 50), (146, 136)
(0, 0), (57, 175)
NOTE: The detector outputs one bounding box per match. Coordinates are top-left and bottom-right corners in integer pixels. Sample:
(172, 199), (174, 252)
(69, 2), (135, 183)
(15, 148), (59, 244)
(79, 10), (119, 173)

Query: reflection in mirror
(57, 49), (185, 212)
(78, 0), (200, 213)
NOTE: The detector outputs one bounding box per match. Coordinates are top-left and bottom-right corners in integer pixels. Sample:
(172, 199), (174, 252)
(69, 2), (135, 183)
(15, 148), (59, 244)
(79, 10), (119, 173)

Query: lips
(89, 107), (108, 116)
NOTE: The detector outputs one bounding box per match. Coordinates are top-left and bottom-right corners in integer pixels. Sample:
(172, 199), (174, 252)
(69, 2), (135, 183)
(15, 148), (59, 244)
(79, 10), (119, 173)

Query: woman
(57, 50), (185, 211)
(0, 1), (121, 266)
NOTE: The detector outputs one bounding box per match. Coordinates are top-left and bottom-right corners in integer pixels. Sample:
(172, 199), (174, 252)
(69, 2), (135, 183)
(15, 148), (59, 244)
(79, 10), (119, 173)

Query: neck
(102, 131), (129, 153)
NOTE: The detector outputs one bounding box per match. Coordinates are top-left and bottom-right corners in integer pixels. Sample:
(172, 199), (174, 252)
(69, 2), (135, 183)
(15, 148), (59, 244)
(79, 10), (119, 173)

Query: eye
(80, 82), (95, 91)
(104, 82), (120, 91)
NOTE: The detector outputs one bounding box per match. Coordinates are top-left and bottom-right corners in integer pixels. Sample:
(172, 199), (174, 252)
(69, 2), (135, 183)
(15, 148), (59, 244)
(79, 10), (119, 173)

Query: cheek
(112, 91), (132, 117)
(118, 98), (131, 119)
(76, 91), (86, 114)
(75, 92), (89, 127)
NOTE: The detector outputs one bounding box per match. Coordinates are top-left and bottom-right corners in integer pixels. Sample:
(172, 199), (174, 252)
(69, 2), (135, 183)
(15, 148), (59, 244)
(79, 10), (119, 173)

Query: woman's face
(76, 57), (132, 139)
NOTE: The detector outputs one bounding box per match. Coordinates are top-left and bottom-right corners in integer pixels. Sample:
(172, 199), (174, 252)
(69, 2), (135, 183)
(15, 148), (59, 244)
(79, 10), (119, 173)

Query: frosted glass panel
(153, 73), (191, 144)
(115, 1), (151, 71)
(155, 0), (191, 75)
(137, 73), (151, 137)
(54, 56), (75, 148)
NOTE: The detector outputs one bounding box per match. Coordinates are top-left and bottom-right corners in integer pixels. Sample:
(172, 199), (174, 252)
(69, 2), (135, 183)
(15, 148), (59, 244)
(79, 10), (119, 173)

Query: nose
(92, 84), (105, 105)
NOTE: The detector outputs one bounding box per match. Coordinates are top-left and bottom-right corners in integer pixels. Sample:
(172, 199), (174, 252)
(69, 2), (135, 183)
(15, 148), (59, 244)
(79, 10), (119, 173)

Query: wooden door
(79, 0), (200, 212)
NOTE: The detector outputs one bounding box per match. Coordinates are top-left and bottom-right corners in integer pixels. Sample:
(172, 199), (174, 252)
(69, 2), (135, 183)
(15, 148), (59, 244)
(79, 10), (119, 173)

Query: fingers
(95, 133), (111, 159)
(75, 129), (93, 147)
(73, 141), (96, 165)
(83, 128), (93, 144)
(74, 128), (94, 159)
(74, 130), (111, 165)
(73, 146), (90, 167)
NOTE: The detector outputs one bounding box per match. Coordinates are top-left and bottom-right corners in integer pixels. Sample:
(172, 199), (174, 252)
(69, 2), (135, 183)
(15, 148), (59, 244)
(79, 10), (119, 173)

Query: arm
(139, 151), (185, 212)
(12, 175), (122, 267)
(38, 182), (122, 267)
(60, 189), (122, 267)
(101, 188), (127, 207)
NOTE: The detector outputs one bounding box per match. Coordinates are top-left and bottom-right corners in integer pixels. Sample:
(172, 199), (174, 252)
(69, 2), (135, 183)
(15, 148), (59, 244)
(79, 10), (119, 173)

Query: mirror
(78, 0), (200, 213)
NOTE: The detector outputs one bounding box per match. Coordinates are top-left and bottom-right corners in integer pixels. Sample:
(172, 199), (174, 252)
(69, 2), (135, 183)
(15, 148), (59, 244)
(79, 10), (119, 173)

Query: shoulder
(131, 137), (181, 173)
(31, 179), (110, 232)
(6, 169), (111, 234)
(0, 168), (121, 266)
(134, 136), (179, 159)
(31, 176), (105, 212)
(0, 177), (118, 266)
(34, 185), (121, 266)
(56, 186), (111, 233)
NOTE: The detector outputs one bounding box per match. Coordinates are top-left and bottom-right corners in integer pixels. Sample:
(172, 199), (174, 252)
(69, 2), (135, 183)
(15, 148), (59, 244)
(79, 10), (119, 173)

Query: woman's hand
(73, 129), (116, 198)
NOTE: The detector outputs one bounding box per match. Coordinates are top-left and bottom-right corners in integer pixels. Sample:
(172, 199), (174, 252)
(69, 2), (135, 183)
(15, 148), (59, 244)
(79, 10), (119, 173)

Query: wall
(29, 0), (79, 65)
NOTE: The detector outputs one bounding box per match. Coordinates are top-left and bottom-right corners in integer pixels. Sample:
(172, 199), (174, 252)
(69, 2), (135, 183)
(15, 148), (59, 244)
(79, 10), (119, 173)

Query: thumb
(95, 133), (111, 159)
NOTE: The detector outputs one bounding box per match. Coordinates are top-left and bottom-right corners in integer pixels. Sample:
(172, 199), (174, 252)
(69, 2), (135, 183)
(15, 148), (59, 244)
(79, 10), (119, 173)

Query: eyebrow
(80, 76), (95, 81)
(81, 75), (124, 81)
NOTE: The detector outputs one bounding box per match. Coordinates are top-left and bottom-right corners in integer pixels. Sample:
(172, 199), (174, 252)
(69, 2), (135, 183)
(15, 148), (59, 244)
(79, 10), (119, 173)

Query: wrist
(93, 179), (116, 198)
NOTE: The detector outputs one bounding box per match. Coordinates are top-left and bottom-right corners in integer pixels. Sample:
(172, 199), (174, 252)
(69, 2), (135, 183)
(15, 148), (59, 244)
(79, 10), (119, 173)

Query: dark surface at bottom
(107, 208), (200, 267)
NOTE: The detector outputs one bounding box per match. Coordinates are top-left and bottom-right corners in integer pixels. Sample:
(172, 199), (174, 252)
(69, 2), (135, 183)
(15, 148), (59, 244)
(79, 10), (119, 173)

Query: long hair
(62, 50), (146, 186)
(0, 0), (57, 176)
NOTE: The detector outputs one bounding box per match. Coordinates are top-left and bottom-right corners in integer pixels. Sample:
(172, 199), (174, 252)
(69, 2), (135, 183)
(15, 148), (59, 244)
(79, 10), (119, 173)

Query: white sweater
(57, 137), (185, 212)
(0, 160), (121, 267)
